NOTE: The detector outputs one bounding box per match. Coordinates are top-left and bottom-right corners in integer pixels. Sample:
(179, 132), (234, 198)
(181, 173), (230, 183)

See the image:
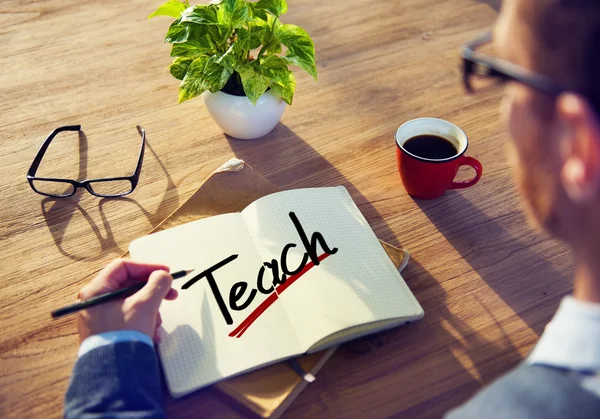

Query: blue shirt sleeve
(527, 296), (600, 398)
(445, 296), (600, 418)
(66, 336), (164, 418)
(527, 296), (600, 372)
(78, 330), (154, 358)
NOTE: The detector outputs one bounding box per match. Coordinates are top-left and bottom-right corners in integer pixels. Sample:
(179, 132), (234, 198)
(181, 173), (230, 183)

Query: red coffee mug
(395, 118), (482, 200)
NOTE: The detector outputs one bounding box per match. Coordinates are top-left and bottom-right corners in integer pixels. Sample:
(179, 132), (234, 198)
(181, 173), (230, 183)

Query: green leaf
(259, 55), (294, 104)
(249, 3), (268, 21)
(269, 71), (295, 105)
(260, 54), (288, 71)
(170, 37), (213, 58)
(202, 55), (234, 92)
(149, 0), (187, 18)
(217, 41), (245, 72)
(216, 43), (236, 72)
(283, 53), (317, 79)
(265, 41), (282, 54)
(238, 62), (270, 104)
(249, 13), (280, 40)
(169, 57), (195, 80)
(164, 19), (209, 44)
(217, 0), (250, 28)
(259, 55), (290, 85)
(248, 14), (282, 55)
(179, 56), (210, 103)
(248, 21), (268, 43)
(277, 24), (317, 80)
(236, 27), (261, 50)
(181, 5), (220, 25)
(165, 19), (188, 43)
(208, 25), (231, 49)
(182, 4), (227, 48)
(267, 13), (283, 33)
(254, 0), (287, 17)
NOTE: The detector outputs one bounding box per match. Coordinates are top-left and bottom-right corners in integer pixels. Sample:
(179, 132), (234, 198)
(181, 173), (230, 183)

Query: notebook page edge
(306, 311), (424, 354)
(165, 350), (304, 398)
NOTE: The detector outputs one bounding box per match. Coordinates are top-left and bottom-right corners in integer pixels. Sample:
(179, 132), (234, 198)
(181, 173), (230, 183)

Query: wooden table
(0, 0), (574, 417)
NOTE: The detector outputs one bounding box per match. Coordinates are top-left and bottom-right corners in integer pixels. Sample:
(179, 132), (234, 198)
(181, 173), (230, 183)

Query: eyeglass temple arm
(464, 31), (492, 55)
(131, 125), (146, 186)
(27, 125), (82, 178)
(460, 31), (493, 94)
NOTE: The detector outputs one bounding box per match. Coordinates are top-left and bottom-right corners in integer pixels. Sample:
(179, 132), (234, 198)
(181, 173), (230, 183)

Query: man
(65, 0), (600, 418)
(448, 0), (600, 417)
(64, 259), (176, 418)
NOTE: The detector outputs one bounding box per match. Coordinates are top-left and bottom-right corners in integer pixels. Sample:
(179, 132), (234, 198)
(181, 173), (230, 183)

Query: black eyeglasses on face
(461, 31), (568, 96)
(27, 125), (146, 198)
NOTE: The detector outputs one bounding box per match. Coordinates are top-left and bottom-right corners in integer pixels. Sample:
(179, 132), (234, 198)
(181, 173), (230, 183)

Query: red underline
(228, 253), (331, 338)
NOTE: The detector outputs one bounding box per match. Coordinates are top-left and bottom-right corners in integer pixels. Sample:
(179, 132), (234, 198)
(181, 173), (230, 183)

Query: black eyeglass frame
(26, 125), (146, 198)
(461, 31), (569, 96)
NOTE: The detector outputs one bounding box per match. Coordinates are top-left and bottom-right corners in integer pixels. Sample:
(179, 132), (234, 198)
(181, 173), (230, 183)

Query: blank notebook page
(241, 187), (424, 351)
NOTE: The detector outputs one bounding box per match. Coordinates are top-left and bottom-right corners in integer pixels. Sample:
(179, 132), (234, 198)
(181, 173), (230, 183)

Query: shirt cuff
(527, 296), (600, 372)
(78, 331), (154, 358)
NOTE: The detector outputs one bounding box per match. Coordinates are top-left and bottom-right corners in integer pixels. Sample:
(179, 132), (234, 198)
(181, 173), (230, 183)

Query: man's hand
(77, 259), (178, 344)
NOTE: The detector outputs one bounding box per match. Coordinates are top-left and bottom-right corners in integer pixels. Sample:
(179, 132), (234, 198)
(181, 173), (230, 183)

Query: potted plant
(149, 0), (317, 140)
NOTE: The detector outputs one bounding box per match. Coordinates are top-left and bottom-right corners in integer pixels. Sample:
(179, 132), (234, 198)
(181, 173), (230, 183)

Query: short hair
(523, 0), (600, 111)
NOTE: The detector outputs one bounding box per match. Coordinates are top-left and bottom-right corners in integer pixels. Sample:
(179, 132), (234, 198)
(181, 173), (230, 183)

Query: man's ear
(556, 93), (600, 203)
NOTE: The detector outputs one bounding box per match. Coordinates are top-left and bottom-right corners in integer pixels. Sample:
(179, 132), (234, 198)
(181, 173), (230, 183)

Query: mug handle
(449, 156), (483, 190)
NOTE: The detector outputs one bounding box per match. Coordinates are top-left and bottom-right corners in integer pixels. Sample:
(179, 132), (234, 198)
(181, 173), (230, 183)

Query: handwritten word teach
(181, 212), (338, 337)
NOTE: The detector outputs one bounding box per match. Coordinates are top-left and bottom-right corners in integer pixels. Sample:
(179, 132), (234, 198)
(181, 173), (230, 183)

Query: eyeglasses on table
(27, 125), (146, 198)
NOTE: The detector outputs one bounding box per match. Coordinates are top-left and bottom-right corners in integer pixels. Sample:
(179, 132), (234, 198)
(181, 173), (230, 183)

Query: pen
(51, 269), (193, 319)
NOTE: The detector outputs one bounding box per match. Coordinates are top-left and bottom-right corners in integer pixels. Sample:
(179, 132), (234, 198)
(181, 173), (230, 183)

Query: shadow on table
(226, 124), (402, 248)
(416, 191), (569, 336)
(40, 130), (98, 260)
(97, 140), (180, 237)
(42, 194), (119, 261)
(394, 259), (523, 416)
(476, 0), (501, 12)
(292, 257), (522, 418)
(41, 135), (179, 260)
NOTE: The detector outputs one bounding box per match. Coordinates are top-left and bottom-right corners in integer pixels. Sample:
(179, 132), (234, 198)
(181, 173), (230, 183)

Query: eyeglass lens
(87, 180), (133, 197)
(31, 179), (75, 197)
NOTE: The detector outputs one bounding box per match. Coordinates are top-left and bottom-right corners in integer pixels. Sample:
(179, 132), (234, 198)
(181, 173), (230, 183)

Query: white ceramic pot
(203, 90), (287, 140)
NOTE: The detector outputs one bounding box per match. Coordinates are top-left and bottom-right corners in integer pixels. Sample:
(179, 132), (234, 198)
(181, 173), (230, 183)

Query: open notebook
(129, 186), (424, 397)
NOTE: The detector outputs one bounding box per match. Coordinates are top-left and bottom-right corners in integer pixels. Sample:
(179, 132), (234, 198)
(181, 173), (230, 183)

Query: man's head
(495, 0), (600, 254)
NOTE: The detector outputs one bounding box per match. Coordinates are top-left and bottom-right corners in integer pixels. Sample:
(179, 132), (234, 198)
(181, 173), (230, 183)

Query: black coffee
(403, 135), (458, 160)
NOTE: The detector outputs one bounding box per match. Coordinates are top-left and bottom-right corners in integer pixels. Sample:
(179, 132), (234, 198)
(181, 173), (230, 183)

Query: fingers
(79, 259), (169, 300)
(103, 259), (170, 287)
(132, 270), (174, 314)
(165, 288), (179, 300)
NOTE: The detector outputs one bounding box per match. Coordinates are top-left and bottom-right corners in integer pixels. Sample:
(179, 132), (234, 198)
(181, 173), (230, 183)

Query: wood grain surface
(0, 0), (573, 418)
